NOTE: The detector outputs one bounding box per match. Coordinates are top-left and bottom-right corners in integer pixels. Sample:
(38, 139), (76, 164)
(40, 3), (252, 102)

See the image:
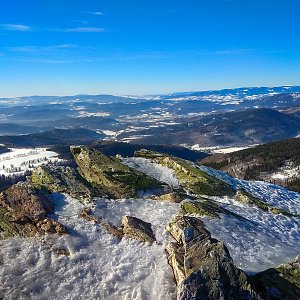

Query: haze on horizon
(0, 0), (300, 97)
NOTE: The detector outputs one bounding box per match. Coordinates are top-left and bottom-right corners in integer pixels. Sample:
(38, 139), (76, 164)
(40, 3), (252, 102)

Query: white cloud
(65, 27), (105, 33)
(91, 11), (103, 16)
(7, 44), (76, 53)
(212, 49), (250, 55)
(1, 24), (33, 31)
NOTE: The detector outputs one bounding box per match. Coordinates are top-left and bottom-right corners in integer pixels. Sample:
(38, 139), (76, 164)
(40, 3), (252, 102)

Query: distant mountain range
(118, 108), (300, 147)
(1, 85), (300, 148)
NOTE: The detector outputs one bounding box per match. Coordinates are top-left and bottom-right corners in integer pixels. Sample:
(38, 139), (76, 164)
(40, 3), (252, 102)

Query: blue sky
(0, 0), (300, 97)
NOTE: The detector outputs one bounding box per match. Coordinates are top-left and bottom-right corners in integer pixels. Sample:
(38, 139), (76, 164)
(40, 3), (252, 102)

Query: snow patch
(0, 195), (179, 300)
(122, 157), (180, 187)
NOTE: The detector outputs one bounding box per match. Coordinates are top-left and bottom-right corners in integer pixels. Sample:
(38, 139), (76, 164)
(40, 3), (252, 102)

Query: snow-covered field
(270, 161), (300, 181)
(0, 195), (179, 300)
(189, 144), (258, 153)
(0, 148), (59, 176)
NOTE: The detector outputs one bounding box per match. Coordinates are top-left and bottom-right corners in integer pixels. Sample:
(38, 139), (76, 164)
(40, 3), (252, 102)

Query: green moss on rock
(252, 255), (300, 300)
(71, 146), (161, 199)
(31, 165), (98, 202)
(235, 189), (296, 217)
(180, 199), (251, 221)
(135, 149), (236, 197)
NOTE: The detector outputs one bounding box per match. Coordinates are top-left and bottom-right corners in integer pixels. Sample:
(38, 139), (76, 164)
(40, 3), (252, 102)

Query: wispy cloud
(1, 24), (33, 31)
(65, 27), (105, 33)
(7, 44), (76, 53)
(212, 49), (250, 55)
(90, 11), (103, 16)
(24, 58), (73, 64)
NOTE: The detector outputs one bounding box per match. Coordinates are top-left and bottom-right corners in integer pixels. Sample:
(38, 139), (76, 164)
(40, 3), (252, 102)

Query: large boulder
(135, 149), (236, 197)
(0, 182), (67, 239)
(122, 215), (156, 243)
(166, 215), (257, 300)
(71, 146), (163, 199)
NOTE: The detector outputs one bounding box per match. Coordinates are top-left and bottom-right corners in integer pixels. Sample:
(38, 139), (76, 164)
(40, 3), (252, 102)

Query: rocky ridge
(0, 146), (299, 299)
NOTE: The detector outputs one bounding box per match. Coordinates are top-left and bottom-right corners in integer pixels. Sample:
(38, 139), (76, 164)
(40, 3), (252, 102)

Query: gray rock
(122, 215), (156, 243)
(166, 215), (258, 300)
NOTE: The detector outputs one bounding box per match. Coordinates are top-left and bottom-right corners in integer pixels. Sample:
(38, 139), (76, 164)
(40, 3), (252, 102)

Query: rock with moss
(0, 182), (67, 239)
(252, 255), (300, 300)
(180, 199), (251, 222)
(135, 149), (235, 197)
(151, 191), (183, 203)
(166, 215), (259, 300)
(79, 207), (124, 238)
(31, 165), (99, 202)
(71, 146), (162, 199)
(122, 215), (156, 243)
(236, 189), (296, 217)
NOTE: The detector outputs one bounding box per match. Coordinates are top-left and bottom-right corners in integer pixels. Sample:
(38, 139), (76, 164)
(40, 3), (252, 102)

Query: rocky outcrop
(122, 216), (156, 243)
(252, 255), (300, 300)
(71, 146), (162, 199)
(0, 182), (67, 239)
(235, 188), (296, 217)
(165, 215), (257, 300)
(31, 165), (98, 202)
(180, 199), (251, 221)
(135, 149), (236, 197)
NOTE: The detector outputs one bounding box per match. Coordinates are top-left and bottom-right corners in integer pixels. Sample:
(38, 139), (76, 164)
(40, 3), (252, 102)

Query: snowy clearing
(0, 195), (179, 300)
(0, 148), (59, 176)
(189, 144), (258, 153)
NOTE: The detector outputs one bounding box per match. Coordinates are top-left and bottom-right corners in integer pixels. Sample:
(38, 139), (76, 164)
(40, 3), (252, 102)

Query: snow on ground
(270, 161), (299, 181)
(0, 194), (179, 300)
(200, 165), (300, 215)
(198, 165), (300, 272)
(202, 203), (300, 273)
(189, 144), (258, 153)
(1, 156), (300, 299)
(0, 148), (59, 176)
(122, 157), (179, 187)
(126, 160), (300, 273)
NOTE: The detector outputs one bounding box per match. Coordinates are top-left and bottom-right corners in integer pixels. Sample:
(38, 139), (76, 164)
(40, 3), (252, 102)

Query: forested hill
(200, 138), (300, 192)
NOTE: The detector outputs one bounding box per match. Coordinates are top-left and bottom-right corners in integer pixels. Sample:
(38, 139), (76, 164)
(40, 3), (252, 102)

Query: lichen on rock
(180, 199), (251, 222)
(135, 149), (236, 197)
(252, 255), (300, 300)
(165, 215), (258, 300)
(31, 165), (97, 202)
(71, 146), (162, 199)
(235, 188), (296, 217)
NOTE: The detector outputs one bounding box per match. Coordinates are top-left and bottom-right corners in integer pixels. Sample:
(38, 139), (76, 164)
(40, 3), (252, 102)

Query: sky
(0, 0), (300, 97)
